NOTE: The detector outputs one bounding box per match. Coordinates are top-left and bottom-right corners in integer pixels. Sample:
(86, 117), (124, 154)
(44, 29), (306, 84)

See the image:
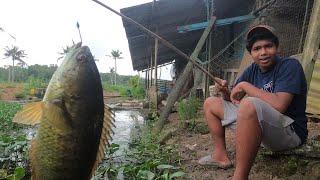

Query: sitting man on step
(198, 25), (308, 180)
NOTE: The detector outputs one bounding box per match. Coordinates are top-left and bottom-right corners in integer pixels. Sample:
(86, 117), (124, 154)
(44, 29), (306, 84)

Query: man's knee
(203, 97), (222, 110)
(237, 97), (259, 119)
(203, 97), (224, 118)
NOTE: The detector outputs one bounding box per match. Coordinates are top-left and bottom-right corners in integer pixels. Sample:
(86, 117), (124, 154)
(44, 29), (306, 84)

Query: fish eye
(76, 54), (87, 62)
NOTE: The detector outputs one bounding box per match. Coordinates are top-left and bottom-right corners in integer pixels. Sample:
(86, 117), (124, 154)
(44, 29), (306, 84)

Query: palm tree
(108, 50), (123, 85)
(3, 46), (27, 82)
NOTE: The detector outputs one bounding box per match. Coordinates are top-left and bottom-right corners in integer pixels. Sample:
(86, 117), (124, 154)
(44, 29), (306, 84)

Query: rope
(195, 29), (247, 65)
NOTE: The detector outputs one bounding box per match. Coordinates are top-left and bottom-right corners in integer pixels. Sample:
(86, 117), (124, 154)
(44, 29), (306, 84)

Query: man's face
(250, 39), (278, 72)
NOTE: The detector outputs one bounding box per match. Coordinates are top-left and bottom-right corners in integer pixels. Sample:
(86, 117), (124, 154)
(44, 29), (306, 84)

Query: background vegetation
(0, 65), (146, 100)
(0, 102), (29, 179)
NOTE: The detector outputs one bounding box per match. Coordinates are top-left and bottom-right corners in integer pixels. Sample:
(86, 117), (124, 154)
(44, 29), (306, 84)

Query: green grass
(177, 96), (201, 121)
(102, 82), (145, 99)
(94, 124), (185, 179)
(102, 83), (128, 96)
(0, 102), (23, 132)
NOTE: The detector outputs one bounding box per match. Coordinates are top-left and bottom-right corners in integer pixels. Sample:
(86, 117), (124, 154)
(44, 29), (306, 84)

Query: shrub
(177, 96), (201, 128)
(14, 91), (26, 99)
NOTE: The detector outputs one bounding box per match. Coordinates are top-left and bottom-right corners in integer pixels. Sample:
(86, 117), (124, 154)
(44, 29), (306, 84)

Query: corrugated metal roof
(120, 0), (255, 71)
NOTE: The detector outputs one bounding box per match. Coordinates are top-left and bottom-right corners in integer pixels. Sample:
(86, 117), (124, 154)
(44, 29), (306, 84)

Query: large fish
(13, 43), (114, 179)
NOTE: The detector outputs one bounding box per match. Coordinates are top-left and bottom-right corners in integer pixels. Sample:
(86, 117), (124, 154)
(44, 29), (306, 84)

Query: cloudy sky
(0, 0), (172, 79)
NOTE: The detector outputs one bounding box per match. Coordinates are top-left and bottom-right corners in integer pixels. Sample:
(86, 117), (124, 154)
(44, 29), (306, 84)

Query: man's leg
(233, 98), (262, 180)
(203, 97), (231, 165)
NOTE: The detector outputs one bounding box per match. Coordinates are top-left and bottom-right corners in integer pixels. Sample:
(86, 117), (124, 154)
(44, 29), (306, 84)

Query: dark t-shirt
(235, 56), (308, 143)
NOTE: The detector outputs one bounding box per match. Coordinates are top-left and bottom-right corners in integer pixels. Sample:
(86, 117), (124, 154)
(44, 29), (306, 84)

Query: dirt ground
(0, 84), (24, 100)
(162, 112), (320, 180)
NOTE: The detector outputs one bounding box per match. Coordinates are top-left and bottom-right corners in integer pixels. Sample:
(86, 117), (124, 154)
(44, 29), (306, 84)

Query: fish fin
(45, 102), (73, 133)
(13, 102), (44, 125)
(91, 105), (115, 177)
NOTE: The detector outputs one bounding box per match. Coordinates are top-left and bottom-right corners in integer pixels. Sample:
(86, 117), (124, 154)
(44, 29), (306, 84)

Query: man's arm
(230, 81), (293, 113)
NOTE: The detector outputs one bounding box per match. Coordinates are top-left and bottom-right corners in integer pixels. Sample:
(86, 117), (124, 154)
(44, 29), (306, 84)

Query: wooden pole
(301, 0), (320, 89)
(145, 70), (148, 89)
(147, 66), (149, 89)
(150, 50), (153, 87)
(155, 17), (216, 132)
(154, 39), (159, 109)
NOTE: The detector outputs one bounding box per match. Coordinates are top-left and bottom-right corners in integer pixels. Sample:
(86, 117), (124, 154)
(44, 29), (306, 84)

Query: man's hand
(230, 82), (246, 104)
(215, 78), (228, 93)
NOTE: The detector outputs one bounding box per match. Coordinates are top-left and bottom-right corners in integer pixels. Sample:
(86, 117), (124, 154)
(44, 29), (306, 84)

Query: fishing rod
(91, 0), (277, 86)
(90, 0), (223, 85)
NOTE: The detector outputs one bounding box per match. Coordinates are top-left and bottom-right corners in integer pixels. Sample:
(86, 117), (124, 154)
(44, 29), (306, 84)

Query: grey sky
(0, 0), (172, 79)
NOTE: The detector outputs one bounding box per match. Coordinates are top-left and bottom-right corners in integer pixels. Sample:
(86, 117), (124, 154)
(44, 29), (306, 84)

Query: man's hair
(246, 29), (279, 52)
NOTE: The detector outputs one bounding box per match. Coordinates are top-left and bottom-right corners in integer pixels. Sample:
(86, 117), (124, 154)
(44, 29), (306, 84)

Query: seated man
(198, 25), (308, 180)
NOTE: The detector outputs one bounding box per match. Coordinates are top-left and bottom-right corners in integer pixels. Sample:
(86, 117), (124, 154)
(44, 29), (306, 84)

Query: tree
(3, 46), (27, 82)
(108, 50), (123, 85)
(109, 67), (115, 84)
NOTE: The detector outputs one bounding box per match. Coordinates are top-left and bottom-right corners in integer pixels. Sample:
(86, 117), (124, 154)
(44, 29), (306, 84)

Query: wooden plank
(306, 59), (320, 115)
(301, 0), (320, 88)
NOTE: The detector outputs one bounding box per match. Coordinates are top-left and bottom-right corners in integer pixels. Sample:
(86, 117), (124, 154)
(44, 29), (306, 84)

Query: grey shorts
(222, 97), (301, 151)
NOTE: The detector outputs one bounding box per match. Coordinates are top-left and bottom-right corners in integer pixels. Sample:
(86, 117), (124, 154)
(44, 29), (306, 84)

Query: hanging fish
(13, 43), (115, 179)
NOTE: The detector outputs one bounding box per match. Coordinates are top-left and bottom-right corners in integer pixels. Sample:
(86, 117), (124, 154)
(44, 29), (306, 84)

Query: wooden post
(154, 38), (159, 109)
(145, 70), (148, 89)
(301, 0), (320, 89)
(147, 66), (150, 89)
(155, 17), (216, 132)
(150, 51), (153, 87)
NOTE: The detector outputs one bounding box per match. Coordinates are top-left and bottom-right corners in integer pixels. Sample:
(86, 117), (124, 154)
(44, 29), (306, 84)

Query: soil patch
(0, 84), (24, 100)
(162, 112), (320, 179)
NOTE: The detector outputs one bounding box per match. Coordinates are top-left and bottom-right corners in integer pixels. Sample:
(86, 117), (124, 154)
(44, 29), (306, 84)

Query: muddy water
(22, 109), (145, 153)
(110, 110), (145, 155)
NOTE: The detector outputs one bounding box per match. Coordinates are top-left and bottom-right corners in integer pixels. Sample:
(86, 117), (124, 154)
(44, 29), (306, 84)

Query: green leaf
(14, 167), (25, 179)
(157, 164), (175, 170)
(137, 170), (155, 180)
(7, 167), (25, 180)
(169, 171), (185, 179)
(160, 172), (169, 180)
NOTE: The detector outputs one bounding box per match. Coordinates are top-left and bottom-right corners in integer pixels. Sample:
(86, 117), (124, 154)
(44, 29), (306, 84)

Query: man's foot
(198, 155), (233, 169)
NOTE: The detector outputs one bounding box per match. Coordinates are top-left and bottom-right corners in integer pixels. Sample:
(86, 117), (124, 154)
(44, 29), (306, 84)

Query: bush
(131, 86), (145, 99)
(177, 96), (201, 128)
(102, 83), (128, 96)
(14, 91), (26, 99)
(25, 76), (47, 95)
(102, 79), (145, 99)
